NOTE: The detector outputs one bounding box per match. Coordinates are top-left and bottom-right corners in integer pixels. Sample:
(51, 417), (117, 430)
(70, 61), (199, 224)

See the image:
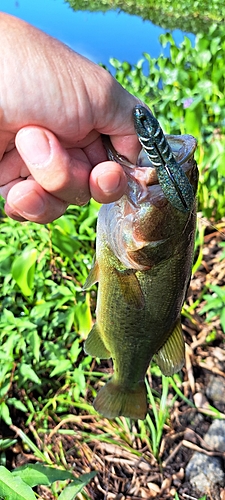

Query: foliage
(200, 284), (225, 333)
(0, 201), (101, 425)
(141, 374), (176, 458)
(109, 24), (225, 220)
(66, 0), (223, 34)
(0, 463), (96, 500)
(0, 202), (101, 496)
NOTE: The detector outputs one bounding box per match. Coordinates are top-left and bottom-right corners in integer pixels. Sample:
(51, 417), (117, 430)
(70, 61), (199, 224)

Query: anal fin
(84, 323), (110, 359)
(154, 319), (185, 376)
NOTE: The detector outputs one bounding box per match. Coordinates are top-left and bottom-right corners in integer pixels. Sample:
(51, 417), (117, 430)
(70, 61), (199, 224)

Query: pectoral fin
(115, 269), (145, 310)
(83, 256), (99, 290)
(84, 323), (111, 359)
(154, 319), (185, 376)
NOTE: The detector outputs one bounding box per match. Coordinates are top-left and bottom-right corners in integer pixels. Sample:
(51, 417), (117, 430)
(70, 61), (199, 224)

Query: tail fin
(93, 378), (147, 420)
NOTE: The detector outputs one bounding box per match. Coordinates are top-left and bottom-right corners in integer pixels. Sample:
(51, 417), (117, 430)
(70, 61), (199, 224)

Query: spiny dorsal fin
(82, 256), (99, 290)
(84, 322), (110, 359)
(154, 319), (185, 376)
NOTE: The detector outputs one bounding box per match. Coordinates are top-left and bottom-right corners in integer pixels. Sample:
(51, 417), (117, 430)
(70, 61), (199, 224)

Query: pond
(1, 0), (195, 68)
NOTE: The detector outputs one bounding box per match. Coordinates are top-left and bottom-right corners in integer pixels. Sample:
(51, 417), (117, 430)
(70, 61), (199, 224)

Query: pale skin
(0, 13), (141, 224)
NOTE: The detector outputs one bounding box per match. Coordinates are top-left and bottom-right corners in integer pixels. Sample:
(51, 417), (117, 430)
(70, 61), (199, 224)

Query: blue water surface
(0, 0), (195, 66)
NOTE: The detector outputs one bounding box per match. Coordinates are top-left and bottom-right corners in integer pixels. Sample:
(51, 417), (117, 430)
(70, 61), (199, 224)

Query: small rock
(186, 419), (225, 494)
(186, 453), (224, 494)
(206, 375), (225, 409)
(204, 419), (225, 452)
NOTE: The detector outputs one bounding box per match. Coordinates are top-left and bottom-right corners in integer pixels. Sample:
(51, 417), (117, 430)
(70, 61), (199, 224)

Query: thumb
(15, 126), (92, 205)
(6, 126), (127, 223)
(6, 125), (92, 223)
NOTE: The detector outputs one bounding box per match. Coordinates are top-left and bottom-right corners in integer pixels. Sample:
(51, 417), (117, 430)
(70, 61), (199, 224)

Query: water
(1, 0), (195, 68)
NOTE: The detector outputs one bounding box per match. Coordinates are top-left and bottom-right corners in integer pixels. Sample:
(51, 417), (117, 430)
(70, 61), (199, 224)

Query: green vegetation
(0, 21), (225, 500)
(0, 463), (96, 500)
(109, 24), (225, 221)
(66, 0), (223, 34)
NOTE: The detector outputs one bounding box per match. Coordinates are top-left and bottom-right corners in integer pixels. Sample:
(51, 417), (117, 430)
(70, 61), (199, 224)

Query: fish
(83, 106), (198, 420)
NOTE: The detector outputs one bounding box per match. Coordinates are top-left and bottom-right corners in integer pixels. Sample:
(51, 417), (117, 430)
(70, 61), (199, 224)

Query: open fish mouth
(137, 134), (197, 177)
(133, 105), (197, 212)
(102, 132), (197, 208)
(103, 105), (197, 212)
(136, 134), (197, 206)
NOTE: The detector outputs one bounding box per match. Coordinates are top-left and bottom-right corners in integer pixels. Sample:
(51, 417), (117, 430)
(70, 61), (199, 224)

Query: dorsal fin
(83, 255), (99, 290)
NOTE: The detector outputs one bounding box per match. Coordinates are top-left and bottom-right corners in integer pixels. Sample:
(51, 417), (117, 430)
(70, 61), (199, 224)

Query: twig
(183, 494), (201, 500)
(162, 441), (183, 467)
(197, 361), (225, 378)
(182, 439), (225, 457)
(48, 415), (92, 439)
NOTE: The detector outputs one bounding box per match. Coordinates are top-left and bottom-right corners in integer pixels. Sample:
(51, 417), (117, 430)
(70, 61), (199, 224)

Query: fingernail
(97, 171), (121, 193)
(17, 128), (51, 164)
(12, 191), (45, 216)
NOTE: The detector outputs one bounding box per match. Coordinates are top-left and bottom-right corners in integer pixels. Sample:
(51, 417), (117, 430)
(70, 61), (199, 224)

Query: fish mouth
(102, 133), (197, 190)
(136, 134), (197, 187)
(102, 133), (198, 210)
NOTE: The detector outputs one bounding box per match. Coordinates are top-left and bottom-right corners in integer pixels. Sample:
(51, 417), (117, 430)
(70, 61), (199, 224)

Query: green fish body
(84, 134), (198, 420)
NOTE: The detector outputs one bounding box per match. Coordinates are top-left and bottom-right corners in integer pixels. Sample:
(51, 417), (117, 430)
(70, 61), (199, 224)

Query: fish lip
(102, 134), (197, 188)
(103, 133), (197, 209)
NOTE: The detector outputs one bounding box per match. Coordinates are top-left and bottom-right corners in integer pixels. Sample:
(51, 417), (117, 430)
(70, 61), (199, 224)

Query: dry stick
(163, 435), (225, 467)
(182, 439), (225, 457)
(198, 361), (225, 378)
(162, 441), (183, 467)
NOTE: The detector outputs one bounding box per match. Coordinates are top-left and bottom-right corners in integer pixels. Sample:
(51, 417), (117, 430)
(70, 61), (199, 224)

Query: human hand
(0, 13), (140, 223)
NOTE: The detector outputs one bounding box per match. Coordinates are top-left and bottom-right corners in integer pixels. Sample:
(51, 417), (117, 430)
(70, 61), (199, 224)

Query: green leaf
(19, 363), (41, 385)
(70, 339), (82, 363)
(0, 439), (17, 452)
(184, 107), (201, 136)
(7, 398), (27, 413)
(50, 360), (72, 377)
(28, 330), (41, 362)
(0, 466), (36, 500)
(58, 472), (97, 500)
(0, 402), (12, 426)
(52, 227), (79, 259)
(0, 362), (14, 385)
(12, 247), (37, 296)
(9, 429), (50, 463)
(197, 49), (212, 67)
(74, 297), (92, 336)
(1, 309), (15, 324)
(12, 464), (74, 487)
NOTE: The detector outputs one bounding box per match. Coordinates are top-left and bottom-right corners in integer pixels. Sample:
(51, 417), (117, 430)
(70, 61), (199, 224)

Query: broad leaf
(0, 466), (36, 500)
(12, 247), (37, 296)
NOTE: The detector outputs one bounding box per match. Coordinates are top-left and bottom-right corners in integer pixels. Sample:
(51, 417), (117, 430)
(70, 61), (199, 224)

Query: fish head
(101, 133), (198, 270)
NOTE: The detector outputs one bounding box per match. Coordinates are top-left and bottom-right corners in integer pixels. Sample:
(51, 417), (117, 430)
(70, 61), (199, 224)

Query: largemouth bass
(84, 106), (198, 420)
